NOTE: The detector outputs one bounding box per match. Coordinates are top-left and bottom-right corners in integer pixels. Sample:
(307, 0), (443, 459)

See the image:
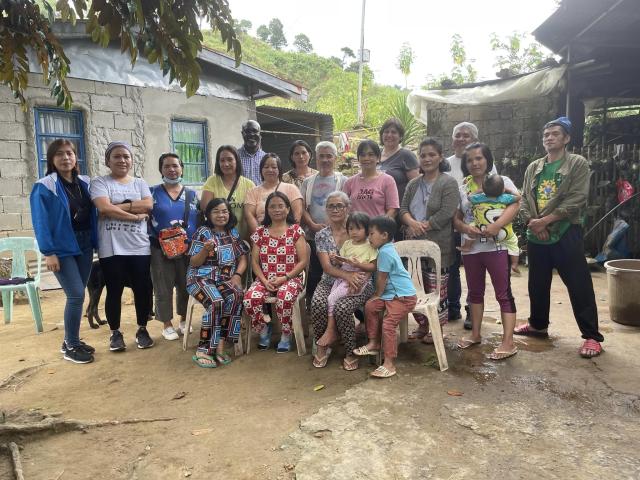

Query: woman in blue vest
(149, 153), (200, 340)
(30, 139), (97, 364)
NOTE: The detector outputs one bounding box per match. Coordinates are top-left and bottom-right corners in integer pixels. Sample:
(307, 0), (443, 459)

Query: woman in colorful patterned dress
(187, 198), (249, 368)
(243, 191), (308, 353)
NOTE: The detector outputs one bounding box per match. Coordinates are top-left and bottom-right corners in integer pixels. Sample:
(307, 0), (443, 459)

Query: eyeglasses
(326, 204), (346, 211)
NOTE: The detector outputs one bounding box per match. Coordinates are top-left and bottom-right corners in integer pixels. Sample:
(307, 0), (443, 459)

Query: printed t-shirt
(202, 175), (255, 238)
(469, 192), (518, 243)
(244, 182), (302, 224)
(527, 158), (571, 245)
(300, 174), (338, 239)
(377, 242), (416, 300)
(90, 175), (151, 258)
(342, 173), (399, 218)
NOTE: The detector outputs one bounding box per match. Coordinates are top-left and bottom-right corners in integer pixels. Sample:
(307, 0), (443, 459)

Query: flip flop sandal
(353, 345), (380, 356)
(408, 328), (428, 340)
(370, 366), (396, 378)
(513, 324), (549, 338)
(192, 354), (217, 368)
(312, 347), (332, 368)
(487, 347), (518, 360)
(457, 338), (481, 349)
(215, 352), (232, 365)
(343, 357), (359, 371)
(579, 339), (603, 358)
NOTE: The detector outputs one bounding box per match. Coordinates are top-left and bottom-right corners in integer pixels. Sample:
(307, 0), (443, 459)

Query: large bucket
(604, 259), (640, 326)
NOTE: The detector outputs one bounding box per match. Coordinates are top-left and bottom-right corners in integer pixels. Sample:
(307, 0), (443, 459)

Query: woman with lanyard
(201, 145), (255, 240)
(244, 153), (303, 235)
(149, 153), (200, 341)
(399, 138), (459, 343)
(31, 139), (97, 364)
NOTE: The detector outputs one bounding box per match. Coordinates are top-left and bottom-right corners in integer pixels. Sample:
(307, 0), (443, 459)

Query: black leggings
(99, 255), (152, 330)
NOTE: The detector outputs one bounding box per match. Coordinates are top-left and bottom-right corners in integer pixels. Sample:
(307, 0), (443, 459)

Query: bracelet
(233, 272), (243, 278)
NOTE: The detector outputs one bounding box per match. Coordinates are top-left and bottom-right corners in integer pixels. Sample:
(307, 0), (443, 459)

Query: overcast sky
(227, 0), (560, 88)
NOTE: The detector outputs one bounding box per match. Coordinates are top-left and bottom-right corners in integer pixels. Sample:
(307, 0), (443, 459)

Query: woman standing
(149, 153), (200, 341)
(310, 191), (373, 371)
(378, 118), (420, 203)
(187, 198), (249, 367)
(244, 153), (303, 234)
(201, 146), (255, 240)
(243, 192), (308, 353)
(90, 141), (154, 352)
(342, 140), (399, 219)
(30, 139), (97, 364)
(453, 143), (520, 360)
(282, 140), (318, 189)
(400, 138), (459, 342)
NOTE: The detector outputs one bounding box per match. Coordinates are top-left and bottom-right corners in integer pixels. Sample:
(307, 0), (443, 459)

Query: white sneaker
(177, 321), (193, 335)
(162, 326), (179, 341)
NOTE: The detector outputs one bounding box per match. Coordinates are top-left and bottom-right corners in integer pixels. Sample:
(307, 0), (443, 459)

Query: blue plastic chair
(0, 237), (44, 333)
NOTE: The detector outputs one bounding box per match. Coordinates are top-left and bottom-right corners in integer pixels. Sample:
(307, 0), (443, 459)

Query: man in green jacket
(515, 117), (603, 358)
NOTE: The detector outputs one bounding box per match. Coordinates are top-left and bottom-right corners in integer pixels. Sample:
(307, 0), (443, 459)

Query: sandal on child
(192, 353), (217, 368)
(343, 357), (359, 371)
(353, 345), (380, 356)
(312, 347), (332, 368)
(258, 323), (273, 350)
(215, 352), (232, 365)
(370, 365), (396, 378)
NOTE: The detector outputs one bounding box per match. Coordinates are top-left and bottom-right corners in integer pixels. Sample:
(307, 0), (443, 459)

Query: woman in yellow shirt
(201, 145), (255, 240)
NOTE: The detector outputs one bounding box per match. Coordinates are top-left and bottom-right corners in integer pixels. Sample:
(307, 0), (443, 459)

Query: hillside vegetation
(202, 31), (402, 132)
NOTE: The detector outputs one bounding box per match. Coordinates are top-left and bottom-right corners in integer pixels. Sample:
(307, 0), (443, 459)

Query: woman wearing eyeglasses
(309, 191), (374, 371)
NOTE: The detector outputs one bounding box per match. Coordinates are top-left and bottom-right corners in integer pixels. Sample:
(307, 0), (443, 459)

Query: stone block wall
(426, 93), (561, 163)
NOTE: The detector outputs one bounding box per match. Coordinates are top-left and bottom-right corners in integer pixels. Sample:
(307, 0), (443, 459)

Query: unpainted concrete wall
(0, 75), (253, 236)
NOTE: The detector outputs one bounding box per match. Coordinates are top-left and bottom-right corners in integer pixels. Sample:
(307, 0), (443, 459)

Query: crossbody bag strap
(182, 188), (192, 228)
(227, 175), (240, 202)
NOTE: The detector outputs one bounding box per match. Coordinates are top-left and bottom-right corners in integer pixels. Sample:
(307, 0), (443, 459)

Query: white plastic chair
(393, 240), (448, 371)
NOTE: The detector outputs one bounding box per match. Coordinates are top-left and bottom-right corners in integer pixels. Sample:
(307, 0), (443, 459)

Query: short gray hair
(315, 141), (337, 157)
(326, 190), (350, 206)
(452, 122), (479, 140)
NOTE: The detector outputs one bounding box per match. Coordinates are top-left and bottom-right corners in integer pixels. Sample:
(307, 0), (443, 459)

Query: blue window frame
(171, 119), (208, 184)
(34, 108), (87, 177)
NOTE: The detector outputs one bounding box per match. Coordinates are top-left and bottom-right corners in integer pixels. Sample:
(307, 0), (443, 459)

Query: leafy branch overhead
(0, 0), (242, 109)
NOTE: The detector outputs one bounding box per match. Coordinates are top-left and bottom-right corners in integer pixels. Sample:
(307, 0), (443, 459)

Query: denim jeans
(53, 230), (94, 348)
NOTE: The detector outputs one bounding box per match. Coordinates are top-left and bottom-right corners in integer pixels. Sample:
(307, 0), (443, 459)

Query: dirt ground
(1, 267), (639, 480)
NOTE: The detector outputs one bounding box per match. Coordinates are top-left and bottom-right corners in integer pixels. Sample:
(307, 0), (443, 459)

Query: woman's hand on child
(483, 223), (501, 237)
(465, 224), (482, 238)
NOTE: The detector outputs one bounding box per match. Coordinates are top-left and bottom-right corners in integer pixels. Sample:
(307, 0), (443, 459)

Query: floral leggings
(310, 277), (374, 356)
(243, 278), (303, 335)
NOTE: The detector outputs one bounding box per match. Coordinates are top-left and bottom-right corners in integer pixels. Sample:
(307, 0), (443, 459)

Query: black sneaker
(135, 327), (154, 349)
(63, 346), (94, 364)
(109, 330), (126, 352)
(60, 340), (96, 354)
(448, 310), (462, 321)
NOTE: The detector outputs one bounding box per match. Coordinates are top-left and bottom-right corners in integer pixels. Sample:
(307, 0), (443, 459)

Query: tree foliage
(233, 19), (252, 35)
(256, 24), (270, 42)
(340, 47), (355, 69)
(489, 32), (548, 77)
(293, 34), (313, 53)
(256, 18), (287, 50)
(0, 0), (241, 109)
(396, 42), (414, 89)
(384, 92), (426, 148)
(450, 34), (477, 84)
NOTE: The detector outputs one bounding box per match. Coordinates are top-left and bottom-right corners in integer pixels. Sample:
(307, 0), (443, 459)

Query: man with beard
(238, 120), (266, 186)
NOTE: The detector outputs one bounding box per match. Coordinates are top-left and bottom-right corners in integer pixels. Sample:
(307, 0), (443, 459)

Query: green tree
(396, 42), (414, 89)
(450, 34), (477, 84)
(267, 18), (287, 50)
(490, 32), (548, 77)
(234, 19), (253, 36)
(256, 24), (270, 42)
(0, 0), (241, 109)
(340, 47), (355, 69)
(293, 34), (313, 53)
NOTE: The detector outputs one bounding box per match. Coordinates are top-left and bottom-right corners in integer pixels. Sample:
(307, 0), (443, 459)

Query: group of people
(29, 114), (604, 375)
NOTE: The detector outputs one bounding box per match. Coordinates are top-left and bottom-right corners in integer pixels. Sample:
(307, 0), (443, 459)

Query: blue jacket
(30, 173), (98, 258)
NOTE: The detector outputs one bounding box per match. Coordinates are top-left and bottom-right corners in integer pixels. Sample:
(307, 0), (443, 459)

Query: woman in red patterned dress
(243, 192), (308, 353)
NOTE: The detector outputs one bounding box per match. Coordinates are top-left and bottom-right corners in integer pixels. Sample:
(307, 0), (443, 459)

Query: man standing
(445, 122), (496, 328)
(238, 120), (266, 186)
(300, 141), (347, 302)
(515, 117), (603, 358)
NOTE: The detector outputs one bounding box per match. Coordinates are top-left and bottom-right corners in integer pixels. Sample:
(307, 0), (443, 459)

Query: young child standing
(459, 174), (521, 273)
(325, 213), (377, 358)
(353, 216), (417, 378)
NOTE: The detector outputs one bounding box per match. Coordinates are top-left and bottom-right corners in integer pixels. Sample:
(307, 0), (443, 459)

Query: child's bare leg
(510, 255), (520, 273)
(458, 239), (474, 253)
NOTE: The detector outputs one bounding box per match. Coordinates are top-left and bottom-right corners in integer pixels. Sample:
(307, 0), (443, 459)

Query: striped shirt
(238, 145), (266, 186)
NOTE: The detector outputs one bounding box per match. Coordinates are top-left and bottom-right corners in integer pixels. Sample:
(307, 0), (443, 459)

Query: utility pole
(357, 0), (366, 125)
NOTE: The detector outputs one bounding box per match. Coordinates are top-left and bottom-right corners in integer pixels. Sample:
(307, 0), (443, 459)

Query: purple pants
(462, 250), (516, 313)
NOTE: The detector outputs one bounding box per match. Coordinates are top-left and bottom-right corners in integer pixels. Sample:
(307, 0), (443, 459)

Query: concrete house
(0, 21), (307, 236)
